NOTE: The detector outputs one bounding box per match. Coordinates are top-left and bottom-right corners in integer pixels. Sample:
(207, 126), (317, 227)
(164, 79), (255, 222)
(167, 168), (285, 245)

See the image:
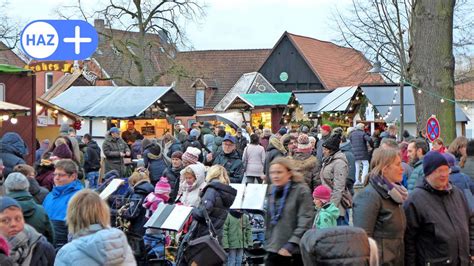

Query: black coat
(353, 180), (406, 265)
(348, 129), (372, 161)
(340, 142), (356, 194)
(162, 165), (183, 203)
(213, 150), (244, 183)
(84, 140), (101, 173)
(191, 181), (237, 242)
(300, 226), (371, 266)
(235, 136), (248, 155)
(123, 181), (154, 238)
(404, 179), (473, 265)
(0, 132), (27, 177)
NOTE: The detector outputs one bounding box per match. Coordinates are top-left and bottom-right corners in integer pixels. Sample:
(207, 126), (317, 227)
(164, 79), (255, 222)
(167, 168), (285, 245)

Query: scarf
(372, 175), (408, 203)
(9, 225), (41, 265)
(269, 181), (291, 225)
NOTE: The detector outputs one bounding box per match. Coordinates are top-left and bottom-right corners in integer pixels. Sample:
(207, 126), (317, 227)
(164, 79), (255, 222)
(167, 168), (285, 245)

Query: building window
(45, 73), (54, 91)
(196, 89), (205, 109)
(0, 83), (4, 101)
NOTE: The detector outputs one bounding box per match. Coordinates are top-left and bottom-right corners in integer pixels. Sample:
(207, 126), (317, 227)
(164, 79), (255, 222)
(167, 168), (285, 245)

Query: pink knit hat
(312, 185), (332, 202)
(182, 147), (200, 165)
(155, 177), (171, 194)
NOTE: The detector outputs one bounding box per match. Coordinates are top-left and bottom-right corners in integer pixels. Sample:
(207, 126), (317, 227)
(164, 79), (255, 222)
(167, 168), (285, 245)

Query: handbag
(341, 188), (353, 209)
(183, 208), (227, 265)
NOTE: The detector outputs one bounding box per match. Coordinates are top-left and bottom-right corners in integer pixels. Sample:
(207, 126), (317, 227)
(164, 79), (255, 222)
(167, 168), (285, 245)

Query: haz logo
(20, 20), (98, 60)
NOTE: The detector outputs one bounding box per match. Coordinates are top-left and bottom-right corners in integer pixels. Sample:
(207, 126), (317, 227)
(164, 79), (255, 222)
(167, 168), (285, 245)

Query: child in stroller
(245, 210), (266, 265)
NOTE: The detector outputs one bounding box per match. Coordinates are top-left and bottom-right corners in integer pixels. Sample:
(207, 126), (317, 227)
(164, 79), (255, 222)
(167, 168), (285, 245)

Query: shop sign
(24, 61), (74, 73)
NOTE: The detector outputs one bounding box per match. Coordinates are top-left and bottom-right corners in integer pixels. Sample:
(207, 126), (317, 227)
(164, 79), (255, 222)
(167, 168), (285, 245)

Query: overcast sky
(7, 0), (352, 50)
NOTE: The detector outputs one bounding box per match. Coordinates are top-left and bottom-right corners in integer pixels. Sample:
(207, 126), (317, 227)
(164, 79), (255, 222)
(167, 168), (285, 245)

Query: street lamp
(368, 43), (405, 141)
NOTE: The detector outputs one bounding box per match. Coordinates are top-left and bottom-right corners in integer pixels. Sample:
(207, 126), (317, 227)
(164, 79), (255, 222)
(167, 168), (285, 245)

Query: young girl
(312, 185), (339, 229)
(143, 177), (171, 218)
(177, 164), (206, 207)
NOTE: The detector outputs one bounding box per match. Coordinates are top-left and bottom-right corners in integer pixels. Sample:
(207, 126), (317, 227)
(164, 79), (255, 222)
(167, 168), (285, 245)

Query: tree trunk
(408, 0), (456, 143)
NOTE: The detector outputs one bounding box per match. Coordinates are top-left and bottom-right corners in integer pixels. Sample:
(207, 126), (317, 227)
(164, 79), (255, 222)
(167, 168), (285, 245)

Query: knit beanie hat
(182, 147), (200, 165)
(321, 124), (332, 133)
(443, 152), (456, 168)
(278, 127), (287, 135)
(190, 128), (200, 139)
(312, 185), (332, 202)
(5, 172), (30, 192)
(155, 177), (171, 195)
(322, 134), (341, 152)
(297, 134), (313, 153)
(53, 143), (73, 159)
(423, 151), (449, 177)
(171, 151), (183, 160)
(0, 197), (21, 213)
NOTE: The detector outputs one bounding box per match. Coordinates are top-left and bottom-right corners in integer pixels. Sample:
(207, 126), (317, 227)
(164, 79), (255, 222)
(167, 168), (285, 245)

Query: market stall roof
(50, 86), (195, 118)
(0, 101), (30, 115)
(292, 90), (331, 112)
(0, 64), (30, 74)
(225, 92), (292, 111)
(196, 112), (250, 129)
(360, 84), (468, 123)
(36, 98), (81, 120)
(304, 86), (358, 113)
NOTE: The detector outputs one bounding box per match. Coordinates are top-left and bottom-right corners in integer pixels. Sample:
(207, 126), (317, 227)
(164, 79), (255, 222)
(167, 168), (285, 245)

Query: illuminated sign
(24, 62), (74, 73)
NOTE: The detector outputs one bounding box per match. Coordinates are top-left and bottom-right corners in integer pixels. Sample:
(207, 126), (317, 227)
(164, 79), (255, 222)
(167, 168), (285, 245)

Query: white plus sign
(63, 26), (92, 55)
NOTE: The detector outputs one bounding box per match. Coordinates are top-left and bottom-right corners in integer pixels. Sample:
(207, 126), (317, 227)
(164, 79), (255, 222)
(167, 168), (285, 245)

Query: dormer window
(196, 88), (205, 109)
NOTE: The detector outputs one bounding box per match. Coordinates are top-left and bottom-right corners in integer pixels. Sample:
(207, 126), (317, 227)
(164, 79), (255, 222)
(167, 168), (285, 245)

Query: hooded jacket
(0, 132), (27, 177)
(222, 211), (253, 249)
(290, 152), (321, 191)
(55, 224), (135, 266)
(348, 129), (373, 161)
(83, 140), (101, 173)
(450, 165), (474, 194)
(353, 179), (406, 265)
(8, 191), (55, 244)
(143, 144), (167, 185)
(264, 137), (286, 177)
(191, 181), (237, 241)
(213, 150), (244, 183)
(102, 135), (130, 177)
(178, 163), (206, 207)
(404, 179), (473, 265)
(122, 180), (154, 237)
(314, 202), (339, 229)
(43, 180), (83, 221)
(320, 151), (349, 216)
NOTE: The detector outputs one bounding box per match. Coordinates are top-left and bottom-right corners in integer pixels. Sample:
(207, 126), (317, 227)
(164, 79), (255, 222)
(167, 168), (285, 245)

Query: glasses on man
(53, 172), (71, 177)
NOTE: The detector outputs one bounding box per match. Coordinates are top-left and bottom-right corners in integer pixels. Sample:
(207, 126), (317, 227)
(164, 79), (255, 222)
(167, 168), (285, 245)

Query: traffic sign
(426, 116), (440, 142)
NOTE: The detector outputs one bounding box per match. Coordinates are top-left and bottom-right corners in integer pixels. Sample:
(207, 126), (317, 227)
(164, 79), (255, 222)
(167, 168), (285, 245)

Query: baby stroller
(244, 210), (266, 265)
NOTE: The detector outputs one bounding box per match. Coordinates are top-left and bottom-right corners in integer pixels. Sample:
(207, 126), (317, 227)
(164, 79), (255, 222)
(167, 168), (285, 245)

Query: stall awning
(196, 112), (251, 129)
(304, 86), (357, 113)
(36, 98), (80, 120)
(0, 101), (30, 115)
(0, 64), (31, 74)
(361, 85), (469, 122)
(224, 92), (292, 111)
(293, 90), (331, 112)
(50, 86), (195, 118)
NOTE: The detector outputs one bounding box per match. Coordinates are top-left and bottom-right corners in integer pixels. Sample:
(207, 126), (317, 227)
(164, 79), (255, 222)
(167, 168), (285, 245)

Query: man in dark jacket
(235, 128), (248, 156)
(82, 134), (101, 189)
(404, 151), (474, 265)
(121, 120), (143, 145)
(211, 135), (244, 183)
(407, 139), (428, 192)
(0, 132), (28, 177)
(102, 127), (130, 177)
(348, 123), (373, 187)
(340, 136), (356, 194)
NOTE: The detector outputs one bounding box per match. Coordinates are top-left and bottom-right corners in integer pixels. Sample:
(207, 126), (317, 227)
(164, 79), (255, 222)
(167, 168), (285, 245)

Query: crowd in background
(0, 119), (472, 265)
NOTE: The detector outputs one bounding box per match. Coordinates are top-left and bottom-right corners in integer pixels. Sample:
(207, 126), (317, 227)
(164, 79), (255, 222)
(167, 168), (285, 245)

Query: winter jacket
(316, 134), (331, 162)
(102, 135), (130, 177)
(290, 152), (320, 191)
(260, 135), (270, 152)
(264, 138), (286, 176)
(28, 177), (49, 204)
(300, 226), (372, 266)
(162, 165), (183, 203)
(8, 224), (55, 266)
(353, 179), (406, 265)
(404, 179), (474, 265)
(407, 159), (424, 192)
(191, 181), (237, 242)
(450, 165), (474, 194)
(320, 151), (349, 216)
(8, 191), (55, 244)
(43, 180), (83, 221)
(0, 236), (13, 266)
(143, 145), (167, 185)
(235, 136), (248, 156)
(401, 162), (413, 189)
(166, 140), (182, 159)
(83, 140), (101, 173)
(265, 181), (314, 254)
(178, 163), (207, 207)
(0, 132), (27, 177)
(213, 136), (224, 154)
(202, 134), (215, 154)
(348, 129), (372, 161)
(314, 202), (339, 229)
(242, 144), (265, 177)
(213, 150), (244, 183)
(463, 156), (474, 180)
(35, 167), (55, 191)
(340, 141), (356, 194)
(122, 180), (154, 238)
(121, 129), (143, 144)
(222, 212), (253, 249)
(55, 224), (136, 266)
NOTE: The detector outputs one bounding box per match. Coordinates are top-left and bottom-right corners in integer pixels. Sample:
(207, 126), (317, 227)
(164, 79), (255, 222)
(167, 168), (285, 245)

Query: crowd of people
(0, 119), (473, 265)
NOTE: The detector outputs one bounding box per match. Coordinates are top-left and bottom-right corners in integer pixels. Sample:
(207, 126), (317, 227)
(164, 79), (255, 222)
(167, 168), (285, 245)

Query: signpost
(426, 115), (440, 142)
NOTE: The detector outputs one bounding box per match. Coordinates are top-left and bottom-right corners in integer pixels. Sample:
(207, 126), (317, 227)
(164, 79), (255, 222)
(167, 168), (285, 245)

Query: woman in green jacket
(222, 210), (253, 266)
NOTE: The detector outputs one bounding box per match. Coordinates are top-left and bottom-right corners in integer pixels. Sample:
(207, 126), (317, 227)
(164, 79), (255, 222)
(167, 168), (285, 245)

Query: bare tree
(56, 0), (205, 86)
(0, 1), (21, 51)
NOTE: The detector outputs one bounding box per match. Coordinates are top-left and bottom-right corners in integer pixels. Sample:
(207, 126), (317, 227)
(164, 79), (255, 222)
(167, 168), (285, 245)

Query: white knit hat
(5, 172), (30, 193)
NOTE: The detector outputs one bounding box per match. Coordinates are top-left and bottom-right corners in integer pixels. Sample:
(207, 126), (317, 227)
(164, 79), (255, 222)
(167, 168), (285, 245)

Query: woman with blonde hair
(353, 148), (407, 265)
(55, 189), (135, 265)
(265, 157), (314, 265)
(448, 136), (468, 168)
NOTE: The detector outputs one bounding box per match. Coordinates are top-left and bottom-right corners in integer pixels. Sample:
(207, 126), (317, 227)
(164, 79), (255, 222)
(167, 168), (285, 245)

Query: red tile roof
(171, 49), (271, 108)
(455, 79), (474, 101)
(285, 32), (384, 89)
(0, 42), (25, 67)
